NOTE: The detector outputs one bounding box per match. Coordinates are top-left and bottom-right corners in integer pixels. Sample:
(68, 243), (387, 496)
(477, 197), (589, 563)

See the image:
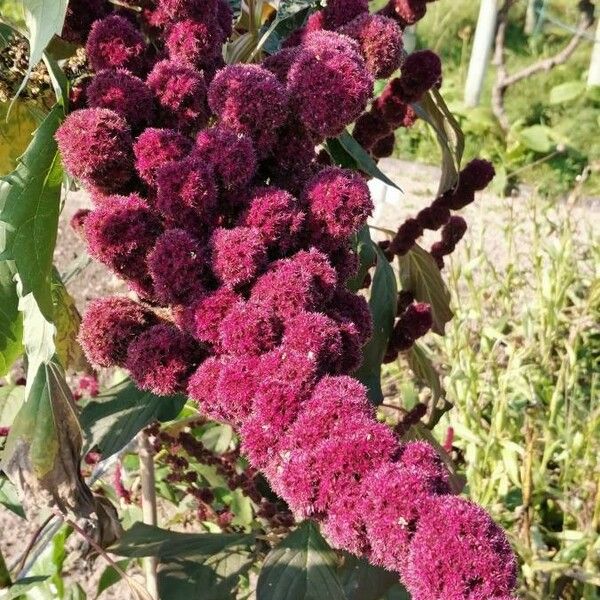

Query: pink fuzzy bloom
(84, 194), (162, 285)
(322, 0), (368, 28)
(216, 356), (262, 424)
(390, 217), (423, 255)
(251, 249), (337, 319)
(86, 15), (147, 75)
(353, 110), (391, 150)
(156, 0), (218, 21)
(372, 132), (396, 158)
(405, 495), (518, 600)
(329, 289), (373, 345)
(397, 50), (442, 102)
(394, 302), (432, 342)
(362, 463), (450, 572)
(397, 441), (450, 483)
(190, 287), (240, 348)
(381, 0), (427, 27)
(155, 156), (217, 231)
(459, 159), (496, 191)
(147, 59), (209, 131)
(303, 167), (373, 249)
(55, 108), (134, 192)
(166, 17), (221, 67)
(263, 48), (299, 83)
(127, 324), (203, 395)
(258, 348), (318, 393)
(219, 301), (281, 356)
(148, 229), (210, 305)
(87, 70), (155, 130)
(211, 227), (267, 287)
(341, 14), (403, 79)
(188, 357), (225, 421)
(70, 208), (91, 236)
(288, 31), (373, 138)
(79, 296), (156, 368)
(328, 246), (360, 286)
(208, 65), (289, 155)
(282, 311), (343, 373)
(194, 126), (257, 189)
(61, 0), (111, 45)
(241, 187), (305, 253)
(134, 128), (192, 186)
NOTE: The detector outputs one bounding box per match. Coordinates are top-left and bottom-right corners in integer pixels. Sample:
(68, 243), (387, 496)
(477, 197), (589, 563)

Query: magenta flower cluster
(57, 2), (516, 597)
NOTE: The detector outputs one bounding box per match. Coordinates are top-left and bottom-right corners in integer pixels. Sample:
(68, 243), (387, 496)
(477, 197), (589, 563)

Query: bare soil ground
(1, 159), (598, 599)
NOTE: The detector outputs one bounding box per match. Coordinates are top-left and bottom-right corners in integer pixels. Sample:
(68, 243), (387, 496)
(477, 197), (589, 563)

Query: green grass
(395, 0), (600, 197)
(384, 197), (600, 598)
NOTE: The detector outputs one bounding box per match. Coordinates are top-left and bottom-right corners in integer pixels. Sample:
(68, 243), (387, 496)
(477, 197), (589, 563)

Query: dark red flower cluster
(57, 3), (516, 598)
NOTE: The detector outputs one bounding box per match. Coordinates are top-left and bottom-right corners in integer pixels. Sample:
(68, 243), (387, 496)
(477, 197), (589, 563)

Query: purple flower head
(460, 159), (496, 191)
(362, 463), (450, 572)
(70, 208), (91, 236)
(282, 311), (343, 373)
(395, 302), (432, 342)
(166, 17), (221, 67)
(328, 246), (360, 286)
(208, 65), (289, 155)
(55, 108), (134, 192)
(219, 301), (281, 356)
(211, 227), (268, 287)
(303, 167), (373, 248)
(216, 0), (234, 42)
(148, 229), (211, 305)
(61, 0), (111, 45)
(282, 11), (325, 48)
(84, 194), (162, 281)
(405, 495), (518, 600)
(341, 14), (404, 79)
(353, 110), (391, 150)
(190, 287), (240, 348)
(79, 297), (156, 368)
(251, 249), (337, 319)
(155, 156), (217, 230)
(322, 0), (368, 28)
(397, 50), (442, 102)
(263, 48), (300, 83)
(441, 215), (468, 248)
(330, 290), (372, 345)
(381, 0), (427, 27)
(147, 59), (209, 131)
(258, 348), (318, 393)
(288, 31), (373, 138)
(86, 15), (147, 75)
(389, 217), (423, 255)
(397, 441), (450, 482)
(241, 187), (305, 253)
(155, 0), (218, 21)
(216, 355), (262, 424)
(188, 356), (225, 421)
(416, 198), (451, 230)
(126, 323), (203, 395)
(134, 128), (193, 186)
(372, 133), (396, 158)
(194, 126), (257, 189)
(87, 70), (155, 130)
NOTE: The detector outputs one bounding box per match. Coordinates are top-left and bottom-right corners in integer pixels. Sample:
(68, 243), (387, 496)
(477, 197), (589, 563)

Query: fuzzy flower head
(79, 297), (156, 368)
(166, 17), (222, 67)
(211, 227), (268, 288)
(251, 249), (337, 319)
(288, 31), (374, 138)
(147, 59), (209, 131)
(263, 48), (300, 83)
(218, 301), (281, 357)
(86, 15), (147, 75)
(61, 0), (111, 45)
(155, 0), (218, 21)
(155, 157), (217, 231)
(208, 64), (289, 155)
(353, 110), (391, 150)
(341, 14), (404, 79)
(148, 229), (211, 305)
(405, 495), (518, 600)
(322, 0), (368, 28)
(55, 108), (134, 192)
(382, 0), (427, 27)
(194, 126), (257, 190)
(242, 187), (305, 253)
(459, 159), (496, 191)
(126, 324), (203, 395)
(397, 50), (442, 102)
(190, 287), (240, 348)
(328, 289), (373, 345)
(215, 356), (262, 424)
(303, 167), (373, 249)
(216, 0), (234, 42)
(397, 441), (451, 483)
(134, 128), (192, 186)
(188, 357), (225, 421)
(372, 133), (396, 158)
(87, 70), (155, 130)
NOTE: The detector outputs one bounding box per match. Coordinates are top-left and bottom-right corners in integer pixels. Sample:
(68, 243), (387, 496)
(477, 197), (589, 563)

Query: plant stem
(0, 548), (11, 589)
(139, 432), (159, 600)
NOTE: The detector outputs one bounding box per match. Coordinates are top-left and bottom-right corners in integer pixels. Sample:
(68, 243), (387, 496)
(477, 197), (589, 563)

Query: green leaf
(354, 238), (398, 405)
(97, 560), (129, 598)
(80, 379), (186, 459)
(331, 131), (402, 191)
(518, 125), (554, 153)
(1, 576), (49, 599)
(0, 383), (25, 428)
(0, 105), (64, 322)
(42, 50), (69, 107)
(406, 342), (443, 402)
(347, 226), (377, 293)
(110, 522), (253, 559)
(12, 0), (68, 98)
(549, 80), (585, 105)
(0, 262), (23, 377)
(398, 244), (453, 336)
(0, 476), (25, 518)
(337, 554), (397, 600)
(256, 521), (347, 600)
(413, 88), (464, 194)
